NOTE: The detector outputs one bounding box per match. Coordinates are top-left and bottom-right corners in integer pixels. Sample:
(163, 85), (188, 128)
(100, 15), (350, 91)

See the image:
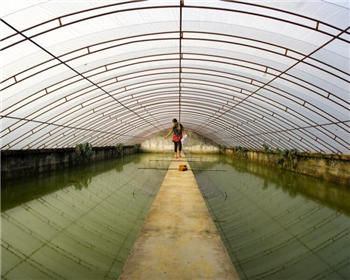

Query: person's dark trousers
(174, 141), (182, 152)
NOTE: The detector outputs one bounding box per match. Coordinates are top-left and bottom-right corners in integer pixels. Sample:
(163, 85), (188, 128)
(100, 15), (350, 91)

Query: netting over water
(1, 0), (349, 153)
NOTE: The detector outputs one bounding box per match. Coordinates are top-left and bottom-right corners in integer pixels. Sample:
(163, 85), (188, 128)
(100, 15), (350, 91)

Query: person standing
(164, 118), (186, 158)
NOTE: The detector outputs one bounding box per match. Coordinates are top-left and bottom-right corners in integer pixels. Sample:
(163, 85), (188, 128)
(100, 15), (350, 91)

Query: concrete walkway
(119, 157), (240, 280)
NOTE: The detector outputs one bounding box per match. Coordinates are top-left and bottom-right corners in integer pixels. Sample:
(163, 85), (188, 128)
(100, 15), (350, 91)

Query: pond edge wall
(1, 146), (137, 181)
(225, 149), (350, 185)
(2, 145), (349, 185)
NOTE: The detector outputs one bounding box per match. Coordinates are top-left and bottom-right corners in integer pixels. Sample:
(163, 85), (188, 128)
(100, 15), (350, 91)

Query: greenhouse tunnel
(1, 0), (349, 279)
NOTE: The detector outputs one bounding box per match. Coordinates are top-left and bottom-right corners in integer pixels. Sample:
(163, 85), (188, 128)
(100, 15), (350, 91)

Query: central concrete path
(119, 157), (239, 280)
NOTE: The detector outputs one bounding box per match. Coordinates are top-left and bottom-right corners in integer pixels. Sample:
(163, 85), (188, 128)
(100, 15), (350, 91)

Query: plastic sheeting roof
(0, 0), (349, 154)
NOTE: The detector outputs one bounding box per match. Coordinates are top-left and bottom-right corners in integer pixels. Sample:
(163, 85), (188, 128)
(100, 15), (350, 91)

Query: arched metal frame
(1, 0), (349, 153)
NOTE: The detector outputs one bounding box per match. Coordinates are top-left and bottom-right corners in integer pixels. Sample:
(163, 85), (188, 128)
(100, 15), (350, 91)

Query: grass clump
(75, 142), (93, 163)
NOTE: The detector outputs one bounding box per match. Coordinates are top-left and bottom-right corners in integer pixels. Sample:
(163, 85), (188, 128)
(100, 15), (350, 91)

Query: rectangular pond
(191, 154), (350, 280)
(1, 152), (349, 280)
(1, 153), (169, 280)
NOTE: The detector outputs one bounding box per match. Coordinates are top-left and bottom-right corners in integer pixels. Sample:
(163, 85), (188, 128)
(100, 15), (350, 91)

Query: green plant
(115, 143), (124, 155)
(218, 144), (227, 153)
(234, 146), (248, 159)
(262, 144), (270, 154)
(282, 149), (290, 157)
(134, 143), (141, 152)
(73, 176), (92, 190)
(276, 148), (299, 168)
(75, 142), (93, 163)
(275, 148), (284, 165)
(288, 149), (299, 168)
(289, 149), (298, 159)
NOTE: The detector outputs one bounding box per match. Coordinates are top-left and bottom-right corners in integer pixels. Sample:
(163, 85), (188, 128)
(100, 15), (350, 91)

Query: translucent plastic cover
(1, 0), (349, 153)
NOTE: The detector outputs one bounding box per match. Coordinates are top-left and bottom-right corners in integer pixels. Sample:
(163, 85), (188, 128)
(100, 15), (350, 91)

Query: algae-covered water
(1, 153), (349, 280)
(1, 153), (169, 280)
(191, 154), (350, 280)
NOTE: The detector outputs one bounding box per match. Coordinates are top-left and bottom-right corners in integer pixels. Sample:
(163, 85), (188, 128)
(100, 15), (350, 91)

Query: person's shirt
(173, 124), (183, 136)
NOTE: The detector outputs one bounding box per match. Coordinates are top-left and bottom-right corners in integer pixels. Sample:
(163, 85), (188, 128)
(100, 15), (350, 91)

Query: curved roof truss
(1, 0), (349, 153)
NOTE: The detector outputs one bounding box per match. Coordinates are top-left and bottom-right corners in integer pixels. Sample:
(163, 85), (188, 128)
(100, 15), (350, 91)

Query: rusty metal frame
(1, 1), (349, 48)
(1, 0), (349, 153)
(3, 95), (342, 153)
(0, 18), (163, 135)
(1, 69), (348, 150)
(2, 31), (349, 91)
(1, 71), (348, 152)
(3, 63), (347, 130)
(192, 25), (350, 144)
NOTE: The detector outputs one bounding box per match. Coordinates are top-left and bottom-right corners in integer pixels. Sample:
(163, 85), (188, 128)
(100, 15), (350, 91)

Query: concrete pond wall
(2, 136), (349, 185)
(1, 146), (137, 181)
(140, 131), (219, 154)
(141, 131), (349, 185)
(225, 149), (350, 185)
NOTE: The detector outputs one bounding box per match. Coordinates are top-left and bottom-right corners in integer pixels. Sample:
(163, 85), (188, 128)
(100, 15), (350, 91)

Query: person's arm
(164, 129), (173, 139)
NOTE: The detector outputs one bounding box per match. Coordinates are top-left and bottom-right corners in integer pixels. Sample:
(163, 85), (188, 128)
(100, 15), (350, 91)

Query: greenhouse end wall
(140, 131), (220, 154)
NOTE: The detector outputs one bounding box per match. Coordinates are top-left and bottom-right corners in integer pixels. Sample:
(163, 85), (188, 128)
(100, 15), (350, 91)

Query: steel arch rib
(1, 1), (349, 153)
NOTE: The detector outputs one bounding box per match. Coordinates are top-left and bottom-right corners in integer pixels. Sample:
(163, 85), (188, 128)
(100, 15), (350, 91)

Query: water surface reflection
(1, 154), (168, 280)
(192, 154), (350, 280)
